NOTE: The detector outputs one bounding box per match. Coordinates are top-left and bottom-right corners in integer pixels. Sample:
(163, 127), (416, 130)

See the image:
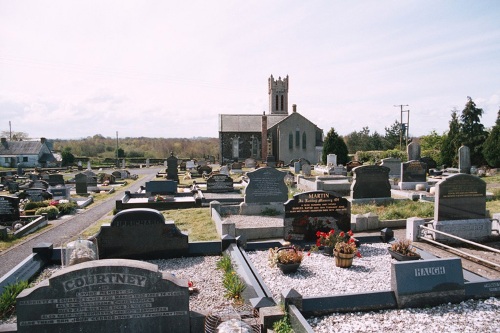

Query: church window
(302, 132), (306, 149)
(251, 137), (259, 157)
(232, 137), (239, 159)
(281, 95), (284, 111)
(289, 133), (293, 149)
(275, 95), (279, 111)
(295, 127), (300, 147)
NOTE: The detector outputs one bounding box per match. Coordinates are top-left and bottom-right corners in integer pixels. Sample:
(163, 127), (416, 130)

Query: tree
(420, 130), (445, 166)
(322, 128), (349, 165)
(440, 108), (461, 167)
(0, 131), (29, 140)
(459, 96), (488, 166)
(383, 120), (402, 150)
(61, 147), (75, 167)
(483, 108), (500, 167)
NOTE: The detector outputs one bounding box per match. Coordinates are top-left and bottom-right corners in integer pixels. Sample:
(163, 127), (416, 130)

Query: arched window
(295, 127), (300, 147)
(275, 95), (279, 111)
(281, 95), (284, 111)
(251, 137), (259, 157)
(289, 133), (293, 149)
(302, 132), (307, 149)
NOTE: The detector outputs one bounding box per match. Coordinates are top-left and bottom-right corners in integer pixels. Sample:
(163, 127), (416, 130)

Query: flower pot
(334, 250), (355, 268)
(323, 246), (334, 256)
(277, 262), (301, 274)
(388, 248), (421, 261)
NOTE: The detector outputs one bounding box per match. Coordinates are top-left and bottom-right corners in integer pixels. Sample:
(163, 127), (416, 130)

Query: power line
(394, 104), (409, 150)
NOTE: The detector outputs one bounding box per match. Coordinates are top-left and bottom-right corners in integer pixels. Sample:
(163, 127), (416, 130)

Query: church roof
(218, 114), (288, 132)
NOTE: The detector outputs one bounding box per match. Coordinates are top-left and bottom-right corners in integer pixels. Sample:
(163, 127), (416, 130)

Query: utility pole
(394, 104), (409, 150)
(116, 131), (119, 167)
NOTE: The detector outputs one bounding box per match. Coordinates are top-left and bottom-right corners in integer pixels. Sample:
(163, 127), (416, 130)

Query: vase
(323, 246), (334, 256)
(334, 250), (355, 268)
(388, 248), (421, 261)
(277, 262), (301, 274)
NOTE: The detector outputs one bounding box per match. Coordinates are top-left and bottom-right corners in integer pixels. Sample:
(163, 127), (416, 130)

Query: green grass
(161, 208), (218, 241)
(352, 200), (434, 220)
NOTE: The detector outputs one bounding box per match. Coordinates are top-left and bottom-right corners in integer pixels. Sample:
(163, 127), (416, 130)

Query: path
(0, 167), (160, 277)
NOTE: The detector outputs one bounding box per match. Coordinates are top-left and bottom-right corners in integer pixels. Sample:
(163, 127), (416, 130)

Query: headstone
(301, 164), (311, 177)
(49, 185), (70, 200)
(391, 258), (465, 308)
(75, 173), (88, 195)
(219, 165), (230, 176)
(244, 167), (288, 204)
(77, 161), (82, 171)
(333, 165), (344, 175)
(16, 259), (190, 333)
(145, 180), (177, 195)
(96, 208), (188, 259)
(346, 161), (362, 172)
(197, 165), (212, 176)
(17, 163), (24, 176)
(48, 174), (65, 186)
(186, 160), (196, 170)
(432, 174), (490, 242)
(265, 156), (276, 168)
(8, 181), (19, 193)
(24, 188), (47, 202)
(245, 158), (256, 168)
(380, 157), (402, 177)
(458, 145), (471, 174)
(87, 161), (91, 170)
(350, 165), (391, 199)
(112, 171), (122, 179)
(407, 141), (421, 161)
(166, 153), (179, 182)
(146, 158), (150, 168)
(33, 180), (49, 189)
(284, 191), (351, 241)
(326, 154), (337, 166)
(206, 174), (234, 192)
(400, 160), (427, 182)
(293, 162), (301, 173)
(122, 159), (126, 169)
(420, 156), (437, 174)
(0, 195), (20, 222)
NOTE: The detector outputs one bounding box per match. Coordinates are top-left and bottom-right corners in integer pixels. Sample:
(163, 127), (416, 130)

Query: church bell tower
(268, 75), (289, 115)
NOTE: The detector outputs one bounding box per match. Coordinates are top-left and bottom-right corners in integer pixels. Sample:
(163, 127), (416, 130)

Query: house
(0, 137), (57, 168)
(218, 75), (323, 164)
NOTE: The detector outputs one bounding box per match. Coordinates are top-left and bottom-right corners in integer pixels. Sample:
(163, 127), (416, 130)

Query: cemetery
(1, 142), (500, 332)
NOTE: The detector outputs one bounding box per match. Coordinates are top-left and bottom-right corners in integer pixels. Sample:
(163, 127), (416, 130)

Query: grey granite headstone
(48, 185), (70, 200)
(380, 157), (401, 177)
(350, 165), (391, 199)
(96, 208), (188, 259)
(206, 174), (234, 193)
(244, 167), (288, 204)
(458, 145), (471, 174)
(301, 164), (312, 177)
(391, 258), (465, 308)
(145, 180), (177, 195)
(219, 165), (229, 175)
(16, 259), (190, 333)
(407, 141), (421, 161)
(244, 158), (256, 168)
(0, 195), (20, 222)
(284, 191), (350, 240)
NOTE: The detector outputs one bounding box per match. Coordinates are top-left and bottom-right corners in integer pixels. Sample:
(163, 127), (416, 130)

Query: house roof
(218, 114), (288, 132)
(0, 140), (44, 155)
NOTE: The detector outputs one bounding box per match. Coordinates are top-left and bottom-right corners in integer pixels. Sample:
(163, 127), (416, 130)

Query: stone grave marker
(265, 156), (276, 168)
(96, 208), (188, 259)
(432, 174), (490, 242)
(145, 180), (177, 195)
(244, 167), (288, 204)
(197, 165), (212, 176)
(16, 259), (190, 333)
(206, 174), (234, 192)
(380, 157), (401, 177)
(48, 174), (65, 186)
(146, 158), (150, 168)
(24, 188), (49, 202)
(166, 153), (179, 182)
(407, 141), (421, 161)
(350, 165), (391, 199)
(284, 191), (350, 241)
(420, 156), (437, 174)
(230, 162), (243, 174)
(458, 145), (471, 174)
(326, 154), (337, 166)
(77, 161), (83, 171)
(301, 164), (312, 176)
(391, 258), (465, 308)
(33, 180), (49, 189)
(8, 181), (19, 194)
(111, 171), (122, 179)
(185, 160), (196, 170)
(245, 158), (256, 168)
(48, 185), (70, 200)
(401, 160), (427, 182)
(219, 165), (229, 175)
(0, 195), (20, 223)
(75, 173), (88, 195)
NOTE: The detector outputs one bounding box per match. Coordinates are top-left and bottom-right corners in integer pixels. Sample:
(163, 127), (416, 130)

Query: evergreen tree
(483, 108), (500, 167)
(459, 96), (488, 165)
(383, 120), (402, 150)
(322, 128), (349, 165)
(61, 147), (75, 167)
(440, 109), (461, 167)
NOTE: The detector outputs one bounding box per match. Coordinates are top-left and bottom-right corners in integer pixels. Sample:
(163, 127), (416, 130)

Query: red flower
(348, 238), (355, 244)
(188, 281), (194, 287)
(356, 251), (362, 258)
(348, 230), (354, 237)
(316, 231), (321, 237)
(339, 231), (345, 238)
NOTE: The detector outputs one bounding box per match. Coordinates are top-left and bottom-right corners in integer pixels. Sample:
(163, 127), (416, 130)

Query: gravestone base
(239, 202), (284, 215)
(395, 289), (466, 309)
(398, 182), (428, 190)
(431, 219), (492, 243)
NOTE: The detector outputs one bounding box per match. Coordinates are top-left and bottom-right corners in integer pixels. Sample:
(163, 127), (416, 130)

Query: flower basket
(388, 239), (420, 261)
(388, 248), (421, 261)
(269, 246), (304, 274)
(334, 250), (355, 268)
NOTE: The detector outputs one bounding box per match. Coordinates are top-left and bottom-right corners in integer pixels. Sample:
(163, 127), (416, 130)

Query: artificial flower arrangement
(316, 229), (353, 248)
(335, 238), (362, 258)
(268, 246), (305, 267)
(389, 239), (419, 257)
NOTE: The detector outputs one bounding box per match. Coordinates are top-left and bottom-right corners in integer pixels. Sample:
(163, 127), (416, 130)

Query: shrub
(35, 206), (59, 220)
(24, 201), (49, 211)
(0, 280), (29, 319)
(57, 202), (78, 215)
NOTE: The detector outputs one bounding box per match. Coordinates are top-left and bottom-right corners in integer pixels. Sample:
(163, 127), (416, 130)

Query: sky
(1, 0), (499, 140)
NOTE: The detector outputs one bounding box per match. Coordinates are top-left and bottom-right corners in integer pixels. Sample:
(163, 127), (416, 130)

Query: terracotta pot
(334, 250), (355, 268)
(388, 248), (421, 261)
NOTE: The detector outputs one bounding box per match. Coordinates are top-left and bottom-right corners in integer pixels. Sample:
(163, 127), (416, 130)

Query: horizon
(1, 1), (499, 140)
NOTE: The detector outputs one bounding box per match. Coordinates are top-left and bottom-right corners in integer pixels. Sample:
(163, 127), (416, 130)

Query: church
(218, 75), (324, 165)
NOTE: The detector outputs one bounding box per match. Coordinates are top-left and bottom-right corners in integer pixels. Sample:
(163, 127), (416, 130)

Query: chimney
(261, 112), (268, 158)
(1, 137), (7, 148)
(40, 137), (46, 144)
(292, 104), (297, 113)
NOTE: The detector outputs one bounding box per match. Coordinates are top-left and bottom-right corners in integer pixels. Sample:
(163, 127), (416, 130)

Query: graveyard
(0, 145), (500, 332)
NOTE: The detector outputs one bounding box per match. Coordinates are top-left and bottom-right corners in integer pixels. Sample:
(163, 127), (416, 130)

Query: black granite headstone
(166, 153), (179, 182)
(0, 195), (20, 223)
(16, 259), (190, 333)
(145, 181), (177, 195)
(75, 173), (88, 195)
(401, 160), (427, 182)
(96, 208), (188, 259)
(206, 174), (234, 193)
(350, 165), (391, 199)
(48, 174), (65, 186)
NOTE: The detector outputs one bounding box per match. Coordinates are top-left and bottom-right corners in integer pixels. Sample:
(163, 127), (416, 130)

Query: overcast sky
(1, 0), (499, 140)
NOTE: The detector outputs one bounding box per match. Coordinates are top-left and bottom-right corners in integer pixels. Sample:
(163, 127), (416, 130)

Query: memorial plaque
(401, 160), (427, 183)
(16, 259), (190, 333)
(434, 174), (486, 222)
(145, 180), (177, 195)
(244, 167), (288, 204)
(350, 165), (391, 199)
(0, 195), (20, 223)
(284, 191), (351, 240)
(391, 258), (465, 308)
(96, 208), (188, 259)
(206, 174), (234, 193)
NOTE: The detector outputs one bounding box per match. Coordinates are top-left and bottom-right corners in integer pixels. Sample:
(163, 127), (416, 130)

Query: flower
(390, 239), (418, 256)
(316, 229), (351, 248)
(334, 238), (362, 257)
(268, 246), (304, 267)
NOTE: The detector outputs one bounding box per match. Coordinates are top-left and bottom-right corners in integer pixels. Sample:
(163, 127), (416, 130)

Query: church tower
(268, 75), (289, 115)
